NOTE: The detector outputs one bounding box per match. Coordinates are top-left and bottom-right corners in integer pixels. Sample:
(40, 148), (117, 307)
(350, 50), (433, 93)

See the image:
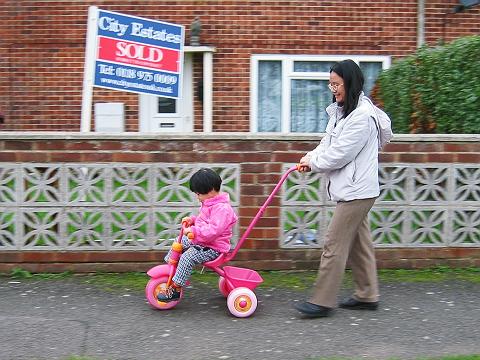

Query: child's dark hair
(189, 168), (222, 194)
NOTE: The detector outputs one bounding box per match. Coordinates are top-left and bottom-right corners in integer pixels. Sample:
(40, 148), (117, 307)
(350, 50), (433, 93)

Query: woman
(294, 59), (390, 318)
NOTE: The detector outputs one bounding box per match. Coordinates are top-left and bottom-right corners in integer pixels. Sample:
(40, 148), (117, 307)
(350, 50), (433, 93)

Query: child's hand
(184, 227), (195, 240)
(181, 217), (193, 226)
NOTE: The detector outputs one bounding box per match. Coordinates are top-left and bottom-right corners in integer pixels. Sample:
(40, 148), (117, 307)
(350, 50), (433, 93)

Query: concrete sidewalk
(0, 275), (479, 360)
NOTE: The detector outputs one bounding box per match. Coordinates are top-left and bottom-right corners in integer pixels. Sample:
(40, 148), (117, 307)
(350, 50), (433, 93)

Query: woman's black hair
(189, 168), (222, 194)
(330, 59), (364, 118)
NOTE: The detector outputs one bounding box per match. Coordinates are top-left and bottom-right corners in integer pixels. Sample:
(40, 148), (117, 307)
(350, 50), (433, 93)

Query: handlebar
(180, 221), (195, 240)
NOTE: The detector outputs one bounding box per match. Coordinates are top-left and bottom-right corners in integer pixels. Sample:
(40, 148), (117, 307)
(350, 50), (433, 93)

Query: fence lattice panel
(281, 163), (480, 248)
(0, 163), (239, 250)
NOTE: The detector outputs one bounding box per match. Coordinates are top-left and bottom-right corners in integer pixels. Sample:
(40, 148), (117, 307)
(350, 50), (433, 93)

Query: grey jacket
(306, 94), (381, 202)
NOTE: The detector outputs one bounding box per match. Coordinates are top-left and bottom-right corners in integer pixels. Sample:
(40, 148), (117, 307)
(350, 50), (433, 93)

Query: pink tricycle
(145, 165), (299, 317)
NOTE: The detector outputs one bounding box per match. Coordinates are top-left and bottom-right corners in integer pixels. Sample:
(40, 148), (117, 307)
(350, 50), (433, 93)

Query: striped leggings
(165, 236), (220, 286)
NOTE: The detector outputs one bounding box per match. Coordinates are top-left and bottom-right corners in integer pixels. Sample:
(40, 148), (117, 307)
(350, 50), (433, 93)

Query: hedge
(376, 35), (480, 134)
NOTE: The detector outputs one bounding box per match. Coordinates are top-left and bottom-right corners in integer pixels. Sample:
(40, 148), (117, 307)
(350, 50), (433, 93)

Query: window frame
(250, 54), (391, 133)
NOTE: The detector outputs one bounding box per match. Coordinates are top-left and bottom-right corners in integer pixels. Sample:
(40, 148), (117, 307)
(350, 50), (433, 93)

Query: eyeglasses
(328, 82), (344, 92)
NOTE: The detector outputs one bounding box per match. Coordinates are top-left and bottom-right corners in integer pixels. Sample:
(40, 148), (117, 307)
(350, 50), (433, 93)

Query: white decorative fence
(282, 163), (480, 248)
(1, 162), (479, 251)
(0, 163), (240, 250)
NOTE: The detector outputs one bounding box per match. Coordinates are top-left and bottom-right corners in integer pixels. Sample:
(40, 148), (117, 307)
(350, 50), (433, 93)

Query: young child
(157, 168), (238, 302)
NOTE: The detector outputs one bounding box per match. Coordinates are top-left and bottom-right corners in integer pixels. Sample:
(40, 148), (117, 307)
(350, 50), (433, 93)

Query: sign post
(81, 6), (100, 132)
(81, 6), (185, 132)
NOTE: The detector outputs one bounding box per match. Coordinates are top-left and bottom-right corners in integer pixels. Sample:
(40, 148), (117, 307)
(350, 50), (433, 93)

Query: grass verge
(2, 266), (479, 292)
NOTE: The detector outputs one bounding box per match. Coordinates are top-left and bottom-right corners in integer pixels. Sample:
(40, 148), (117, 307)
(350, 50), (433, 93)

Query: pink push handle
(226, 165), (300, 261)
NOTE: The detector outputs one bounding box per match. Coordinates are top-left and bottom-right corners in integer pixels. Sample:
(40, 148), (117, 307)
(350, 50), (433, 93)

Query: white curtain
(291, 79), (330, 133)
(257, 61), (282, 132)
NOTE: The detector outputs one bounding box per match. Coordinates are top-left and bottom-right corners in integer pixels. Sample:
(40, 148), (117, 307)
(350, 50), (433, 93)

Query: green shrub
(376, 35), (480, 134)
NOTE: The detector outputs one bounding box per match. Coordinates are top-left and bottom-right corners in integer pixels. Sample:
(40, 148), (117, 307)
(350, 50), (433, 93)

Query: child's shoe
(157, 285), (181, 302)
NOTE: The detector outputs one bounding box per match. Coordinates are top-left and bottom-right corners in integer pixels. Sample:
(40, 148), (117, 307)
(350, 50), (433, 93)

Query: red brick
(50, 152), (83, 162)
(410, 143), (445, 152)
(16, 152), (50, 162)
(66, 142), (100, 151)
(4, 141), (33, 151)
(379, 153), (399, 163)
(444, 143), (480, 152)
(398, 153), (429, 163)
(81, 152), (114, 162)
(112, 153), (149, 163)
(457, 153), (480, 163)
(0, 152), (17, 162)
(35, 141), (68, 151)
(0, 252), (23, 262)
(383, 143), (411, 152)
(427, 153), (457, 162)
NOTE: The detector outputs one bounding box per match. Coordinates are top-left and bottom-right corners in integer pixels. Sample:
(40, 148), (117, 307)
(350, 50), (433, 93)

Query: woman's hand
(298, 155), (312, 172)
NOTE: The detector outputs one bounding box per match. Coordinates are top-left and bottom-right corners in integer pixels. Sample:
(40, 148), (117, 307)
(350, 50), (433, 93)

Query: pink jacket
(189, 192), (238, 253)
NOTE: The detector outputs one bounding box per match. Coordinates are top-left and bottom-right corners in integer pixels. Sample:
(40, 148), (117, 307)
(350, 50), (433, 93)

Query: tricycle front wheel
(227, 287), (258, 318)
(145, 276), (182, 310)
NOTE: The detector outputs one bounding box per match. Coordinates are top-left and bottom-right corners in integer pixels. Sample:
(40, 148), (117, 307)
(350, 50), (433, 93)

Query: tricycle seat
(203, 252), (228, 269)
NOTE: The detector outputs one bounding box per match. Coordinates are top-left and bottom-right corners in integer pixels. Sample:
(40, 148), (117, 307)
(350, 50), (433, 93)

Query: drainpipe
(417, 0), (425, 48)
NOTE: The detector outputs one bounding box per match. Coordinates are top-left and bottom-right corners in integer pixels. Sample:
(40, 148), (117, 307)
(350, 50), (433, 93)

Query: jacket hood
(326, 92), (376, 120)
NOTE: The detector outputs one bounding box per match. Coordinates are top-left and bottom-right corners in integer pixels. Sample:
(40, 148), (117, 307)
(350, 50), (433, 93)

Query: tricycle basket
(223, 266), (263, 290)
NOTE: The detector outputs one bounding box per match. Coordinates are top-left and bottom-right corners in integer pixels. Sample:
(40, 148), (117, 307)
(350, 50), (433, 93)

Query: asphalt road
(0, 276), (479, 360)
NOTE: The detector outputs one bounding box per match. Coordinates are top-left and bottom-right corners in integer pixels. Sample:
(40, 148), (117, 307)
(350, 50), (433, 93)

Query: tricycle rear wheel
(227, 287), (257, 318)
(218, 277), (231, 297)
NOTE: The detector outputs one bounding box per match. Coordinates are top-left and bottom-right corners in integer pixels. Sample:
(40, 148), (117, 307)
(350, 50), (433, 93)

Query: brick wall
(1, 1), (479, 132)
(0, 133), (479, 273)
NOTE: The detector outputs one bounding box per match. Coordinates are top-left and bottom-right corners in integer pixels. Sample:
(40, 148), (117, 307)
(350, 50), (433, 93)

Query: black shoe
(339, 297), (379, 310)
(293, 301), (332, 318)
(157, 286), (181, 303)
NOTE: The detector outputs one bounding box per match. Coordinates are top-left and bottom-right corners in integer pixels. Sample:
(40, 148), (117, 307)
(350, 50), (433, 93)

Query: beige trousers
(309, 197), (378, 308)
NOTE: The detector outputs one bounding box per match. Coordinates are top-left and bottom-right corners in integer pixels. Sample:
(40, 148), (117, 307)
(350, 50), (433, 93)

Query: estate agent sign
(81, 6), (185, 131)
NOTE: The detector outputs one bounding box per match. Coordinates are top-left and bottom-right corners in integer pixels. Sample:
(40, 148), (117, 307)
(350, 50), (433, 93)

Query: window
(157, 97), (176, 114)
(251, 55), (391, 133)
